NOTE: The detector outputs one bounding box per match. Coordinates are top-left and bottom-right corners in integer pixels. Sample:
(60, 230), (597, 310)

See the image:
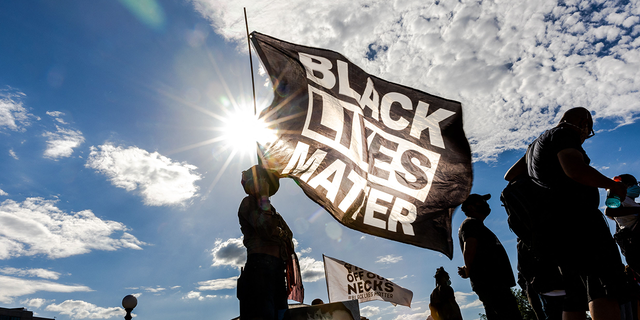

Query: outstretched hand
(610, 181), (628, 201)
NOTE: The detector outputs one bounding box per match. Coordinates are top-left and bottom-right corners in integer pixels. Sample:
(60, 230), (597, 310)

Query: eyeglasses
(585, 128), (595, 139)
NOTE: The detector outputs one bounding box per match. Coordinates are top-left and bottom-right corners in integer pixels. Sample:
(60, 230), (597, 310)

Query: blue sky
(1, 1), (639, 320)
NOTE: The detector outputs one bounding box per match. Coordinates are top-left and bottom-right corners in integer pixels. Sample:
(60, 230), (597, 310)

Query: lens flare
(219, 109), (277, 156)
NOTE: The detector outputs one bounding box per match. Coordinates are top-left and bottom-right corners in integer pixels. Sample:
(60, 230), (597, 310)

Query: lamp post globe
(122, 295), (137, 320)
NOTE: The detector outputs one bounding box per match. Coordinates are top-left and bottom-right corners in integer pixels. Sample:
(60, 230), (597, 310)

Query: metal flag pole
(244, 7), (261, 164)
(244, 7), (257, 115)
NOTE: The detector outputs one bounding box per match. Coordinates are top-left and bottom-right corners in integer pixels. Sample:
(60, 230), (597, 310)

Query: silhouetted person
(505, 107), (628, 320)
(429, 267), (463, 320)
(237, 165), (295, 320)
(605, 174), (640, 273)
(458, 193), (522, 320)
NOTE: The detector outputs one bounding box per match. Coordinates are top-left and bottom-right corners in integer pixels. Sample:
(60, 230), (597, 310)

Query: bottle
(605, 176), (623, 209)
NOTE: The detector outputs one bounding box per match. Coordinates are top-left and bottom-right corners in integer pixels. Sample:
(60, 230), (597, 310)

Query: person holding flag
(236, 165), (303, 320)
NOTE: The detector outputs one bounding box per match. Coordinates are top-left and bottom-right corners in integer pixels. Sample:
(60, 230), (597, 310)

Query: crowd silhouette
(236, 108), (639, 320)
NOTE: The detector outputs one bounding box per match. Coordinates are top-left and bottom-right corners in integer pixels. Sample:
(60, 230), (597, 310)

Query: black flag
(251, 32), (472, 258)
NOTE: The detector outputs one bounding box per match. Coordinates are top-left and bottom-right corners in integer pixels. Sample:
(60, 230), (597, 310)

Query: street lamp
(122, 295), (137, 320)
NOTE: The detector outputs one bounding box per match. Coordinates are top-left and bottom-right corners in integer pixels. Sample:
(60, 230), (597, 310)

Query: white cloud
(0, 275), (91, 304)
(42, 126), (84, 159)
(193, 0), (640, 161)
(197, 276), (238, 291)
(0, 189), (6, 196)
(210, 237), (324, 282)
(182, 291), (217, 301)
(455, 291), (483, 309)
(376, 254), (403, 264)
(0, 197), (146, 259)
(0, 89), (32, 132)
(45, 300), (126, 319)
(391, 309), (431, 320)
(86, 144), (202, 206)
(20, 298), (50, 308)
(142, 286), (165, 293)
(8, 149), (18, 160)
(46, 111), (68, 124)
(299, 256), (325, 282)
(211, 237), (246, 268)
(0, 267), (61, 280)
(360, 306), (380, 318)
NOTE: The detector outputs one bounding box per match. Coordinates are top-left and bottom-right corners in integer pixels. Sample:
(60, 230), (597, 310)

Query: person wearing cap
(236, 165), (295, 320)
(457, 193), (522, 320)
(504, 107), (628, 320)
(605, 174), (640, 273)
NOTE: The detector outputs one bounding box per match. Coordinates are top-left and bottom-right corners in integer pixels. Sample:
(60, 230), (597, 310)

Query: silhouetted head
(434, 267), (450, 286)
(461, 194), (491, 219)
(241, 165), (280, 197)
(617, 174), (638, 187)
(558, 107), (594, 142)
(311, 298), (324, 305)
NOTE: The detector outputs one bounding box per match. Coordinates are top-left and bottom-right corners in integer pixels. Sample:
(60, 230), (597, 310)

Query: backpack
(500, 176), (544, 250)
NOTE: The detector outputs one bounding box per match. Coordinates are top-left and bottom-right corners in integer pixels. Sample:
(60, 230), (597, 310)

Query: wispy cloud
(46, 111), (68, 124)
(376, 254), (403, 264)
(0, 89), (33, 132)
(45, 300), (126, 319)
(455, 291), (483, 309)
(0, 197), (146, 259)
(193, 0), (640, 161)
(0, 275), (91, 304)
(8, 149), (18, 160)
(42, 126), (85, 159)
(0, 267), (61, 280)
(182, 291), (231, 301)
(0, 189), (7, 196)
(86, 144), (202, 206)
(197, 276), (238, 291)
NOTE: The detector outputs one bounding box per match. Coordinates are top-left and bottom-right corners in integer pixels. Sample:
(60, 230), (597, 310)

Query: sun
(219, 107), (277, 157)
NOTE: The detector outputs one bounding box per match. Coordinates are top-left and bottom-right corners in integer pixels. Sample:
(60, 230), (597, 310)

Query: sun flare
(219, 108), (277, 156)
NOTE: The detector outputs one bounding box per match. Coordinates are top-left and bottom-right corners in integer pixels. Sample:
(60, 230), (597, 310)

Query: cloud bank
(0, 197), (146, 259)
(192, 0), (640, 161)
(45, 300), (125, 319)
(0, 267), (61, 280)
(86, 144), (202, 206)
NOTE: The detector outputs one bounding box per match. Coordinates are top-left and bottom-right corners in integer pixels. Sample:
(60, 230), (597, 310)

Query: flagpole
(323, 254), (332, 303)
(244, 7), (257, 115)
(243, 7), (261, 164)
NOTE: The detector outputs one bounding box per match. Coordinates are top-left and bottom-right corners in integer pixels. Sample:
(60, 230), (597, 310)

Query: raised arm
(557, 148), (627, 198)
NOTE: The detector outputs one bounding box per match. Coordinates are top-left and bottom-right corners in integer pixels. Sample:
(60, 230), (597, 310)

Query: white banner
(323, 255), (413, 307)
